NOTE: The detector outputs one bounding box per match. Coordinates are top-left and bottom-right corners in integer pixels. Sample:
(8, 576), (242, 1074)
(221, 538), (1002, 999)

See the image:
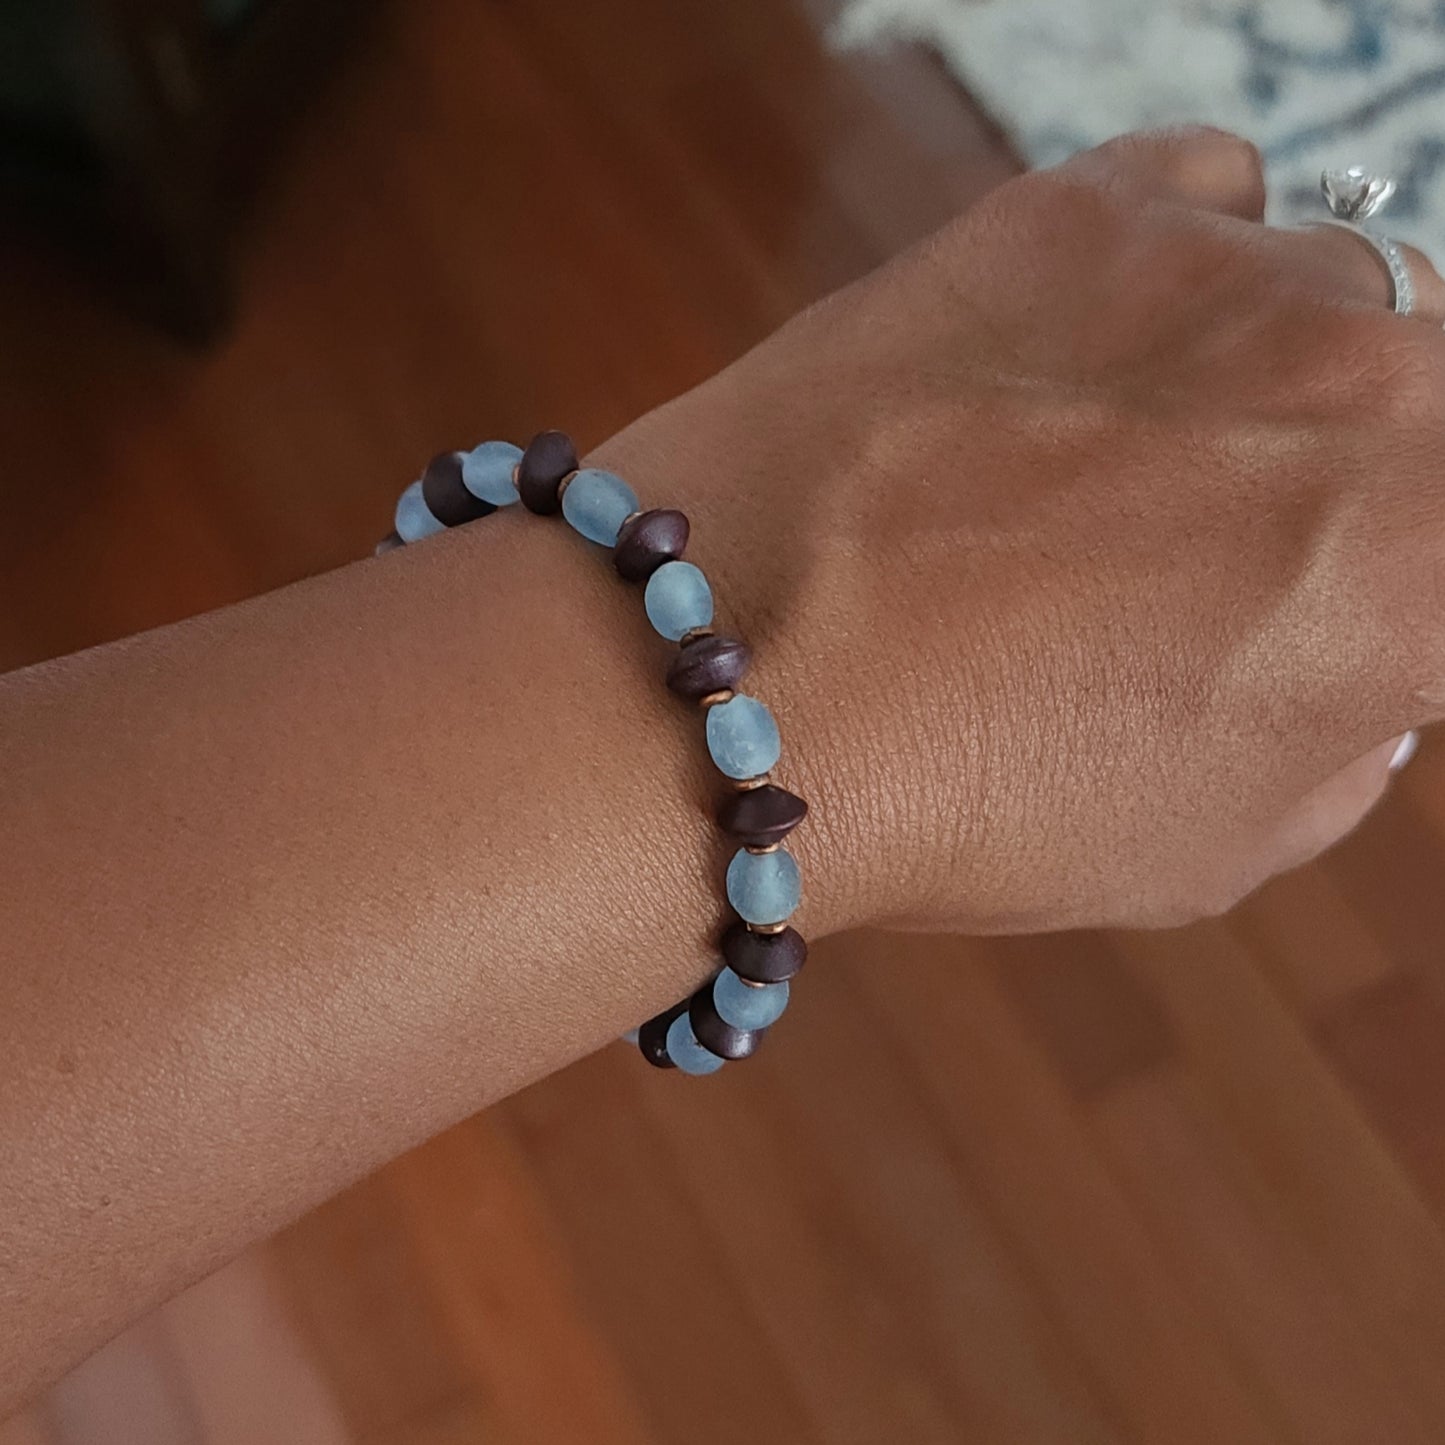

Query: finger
(1286, 223), (1445, 328)
(1056, 126), (1267, 221)
(1261, 734), (1413, 879)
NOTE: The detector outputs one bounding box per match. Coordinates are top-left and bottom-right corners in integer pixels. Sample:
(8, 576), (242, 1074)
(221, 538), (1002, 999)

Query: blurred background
(3, 1), (1445, 1441)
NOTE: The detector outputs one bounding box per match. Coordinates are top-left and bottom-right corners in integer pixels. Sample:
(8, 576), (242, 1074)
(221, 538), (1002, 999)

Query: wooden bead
(421, 451), (497, 527)
(666, 634), (752, 701)
(517, 430), (578, 515)
(717, 784), (808, 847)
(689, 985), (766, 1059)
(613, 508), (690, 581)
(637, 999), (690, 1069)
(720, 922), (807, 984)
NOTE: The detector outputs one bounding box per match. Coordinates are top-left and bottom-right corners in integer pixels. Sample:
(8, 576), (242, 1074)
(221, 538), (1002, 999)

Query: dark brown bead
(666, 634), (752, 700)
(374, 531), (404, 555)
(613, 509), (689, 582)
(689, 985), (766, 1060)
(636, 999), (690, 1069)
(717, 784), (807, 847)
(720, 922), (807, 985)
(421, 451), (497, 527)
(517, 430), (578, 515)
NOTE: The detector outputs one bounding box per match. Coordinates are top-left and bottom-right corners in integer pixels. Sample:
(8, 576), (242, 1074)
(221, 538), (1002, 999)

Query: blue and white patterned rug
(835, 0), (1445, 250)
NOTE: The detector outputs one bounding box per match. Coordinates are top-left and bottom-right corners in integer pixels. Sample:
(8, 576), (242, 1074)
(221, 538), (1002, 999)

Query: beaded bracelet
(375, 432), (808, 1076)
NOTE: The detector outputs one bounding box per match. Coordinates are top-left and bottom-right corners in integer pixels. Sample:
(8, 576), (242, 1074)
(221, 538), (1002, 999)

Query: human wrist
(584, 368), (1064, 942)
(585, 406), (939, 941)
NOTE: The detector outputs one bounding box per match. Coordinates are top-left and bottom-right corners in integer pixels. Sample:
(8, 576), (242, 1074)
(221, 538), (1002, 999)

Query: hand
(594, 128), (1445, 935)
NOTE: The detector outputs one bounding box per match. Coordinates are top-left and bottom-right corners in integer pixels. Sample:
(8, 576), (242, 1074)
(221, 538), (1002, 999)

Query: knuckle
(1172, 129), (1266, 211)
(1130, 124), (1265, 181)
(1070, 125), (1265, 199)
(1173, 125), (1264, 175)
(978, 168), (1131, 253)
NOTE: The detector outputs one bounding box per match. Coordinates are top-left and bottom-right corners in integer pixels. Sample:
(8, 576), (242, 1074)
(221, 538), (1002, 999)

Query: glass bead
(394, 479), (444, 542)
(644, 561), (713, 641)
(561, 468), (640, 546)
(461, 440), (523, 506)
(713, 967), (790, 1029)
(666, 1013), (725, 1075)
(706, 695), (781, 780)
(725, 847), (802, 926)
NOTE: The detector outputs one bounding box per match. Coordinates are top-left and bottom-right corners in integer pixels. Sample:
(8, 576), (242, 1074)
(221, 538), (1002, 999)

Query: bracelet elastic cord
(377, 434), (808, 1076)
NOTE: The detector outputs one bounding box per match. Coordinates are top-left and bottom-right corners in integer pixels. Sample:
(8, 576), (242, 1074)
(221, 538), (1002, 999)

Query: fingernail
(1390, 731), (1420, 773)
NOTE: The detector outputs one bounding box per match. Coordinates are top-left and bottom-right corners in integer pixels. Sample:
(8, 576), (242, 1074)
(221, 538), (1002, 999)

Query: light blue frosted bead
(666, 1014), (725, 1076)
(644, 561), (713, 641)
(394, 479), (444, 542)
(713, 968), (790, 1030)
(706, 695), (781, 780)
(726, 847), (802, 926)
(461, 440), (523, 506)
(561, 468), (640, 546)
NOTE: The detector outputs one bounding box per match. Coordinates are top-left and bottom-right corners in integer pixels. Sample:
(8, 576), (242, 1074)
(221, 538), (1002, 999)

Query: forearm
(0, 461), (842, 1407)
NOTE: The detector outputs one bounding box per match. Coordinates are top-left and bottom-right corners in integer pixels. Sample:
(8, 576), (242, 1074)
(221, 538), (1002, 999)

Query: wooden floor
(4, 1), (1445, 1440)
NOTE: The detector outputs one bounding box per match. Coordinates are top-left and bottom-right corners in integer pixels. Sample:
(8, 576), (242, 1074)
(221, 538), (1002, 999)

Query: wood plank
(1316, 794), (1445, 986)
(1113, 921), (1445, 1425)
(159, 1253), (354, 1445)
(267, 1181), (467, 1439)
(1315, 972), (1445, 1214)
(845, 932), (1282, 1444)
(1094, 1067), (1435, 1442)
(379, 1117), (653, 1445)
(367, 1394), (516, 1445)
(1230, 861), (1398, 1020)
(987, 932), (1176, 1099)
(497, 1052), (826, 1445)
(777, 946), (1123, 1444)
(42, 1314), (200, 1445)
(623, 1027), (972, 1444)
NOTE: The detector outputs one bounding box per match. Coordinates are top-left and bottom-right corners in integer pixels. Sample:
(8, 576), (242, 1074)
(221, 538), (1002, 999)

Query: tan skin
(3, 127), (1445, 1411)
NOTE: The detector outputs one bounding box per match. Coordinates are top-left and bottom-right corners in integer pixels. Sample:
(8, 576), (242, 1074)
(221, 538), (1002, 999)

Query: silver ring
(1316, 220), (1417, 316)
(1318, 167), (1416, 318)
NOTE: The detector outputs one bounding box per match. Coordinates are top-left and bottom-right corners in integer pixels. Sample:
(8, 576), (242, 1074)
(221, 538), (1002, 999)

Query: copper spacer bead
(698, 689), (734, 708)
(555, 468), (580, 500)
(745, 842), (782, 855)
(747, 921), (789, 936)
(620, 510), (643, 528)
(732, 773), (771, 792)
(679, 626), (715, 647)
(511, 463), (521, 490)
